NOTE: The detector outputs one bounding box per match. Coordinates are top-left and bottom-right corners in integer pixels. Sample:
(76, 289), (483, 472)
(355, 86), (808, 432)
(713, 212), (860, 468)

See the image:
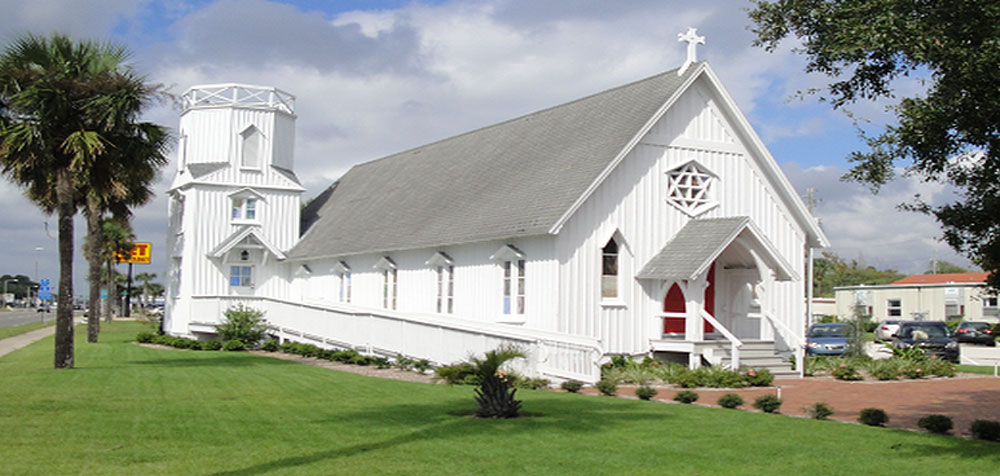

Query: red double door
(663, 263), (715, 334)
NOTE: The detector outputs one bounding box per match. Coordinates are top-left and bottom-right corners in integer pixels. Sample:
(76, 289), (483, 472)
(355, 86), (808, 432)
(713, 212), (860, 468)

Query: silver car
(874, 320), (901, 342)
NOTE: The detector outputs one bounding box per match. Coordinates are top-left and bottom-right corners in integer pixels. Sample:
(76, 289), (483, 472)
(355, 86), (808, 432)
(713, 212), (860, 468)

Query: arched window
(602, 238), (619, 299)
(240, 126), (262, 169)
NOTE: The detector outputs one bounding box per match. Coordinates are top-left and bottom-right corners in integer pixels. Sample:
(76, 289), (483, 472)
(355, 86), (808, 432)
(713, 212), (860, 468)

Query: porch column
(683, 272), (709, 342)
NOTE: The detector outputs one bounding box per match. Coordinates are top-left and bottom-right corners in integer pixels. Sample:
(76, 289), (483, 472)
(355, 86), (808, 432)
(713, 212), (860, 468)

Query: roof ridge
(350, 65), (689, 171)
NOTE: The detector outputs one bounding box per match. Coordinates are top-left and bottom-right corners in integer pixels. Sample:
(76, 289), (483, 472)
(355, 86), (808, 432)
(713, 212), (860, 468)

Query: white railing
(191, 296), (603, 382)
(182, 84), (295, 114)
(757, 311), (805, 378)
(700, 309), (743, 370)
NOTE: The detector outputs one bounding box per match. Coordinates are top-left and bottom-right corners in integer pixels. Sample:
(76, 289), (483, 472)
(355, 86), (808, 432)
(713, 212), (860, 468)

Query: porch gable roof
(208, 226), (287, 261)
(636, 216), (796, 282)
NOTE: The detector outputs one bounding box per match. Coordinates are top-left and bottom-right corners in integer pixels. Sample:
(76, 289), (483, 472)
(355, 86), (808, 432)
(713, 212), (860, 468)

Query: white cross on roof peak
(677, 27), (705, 75)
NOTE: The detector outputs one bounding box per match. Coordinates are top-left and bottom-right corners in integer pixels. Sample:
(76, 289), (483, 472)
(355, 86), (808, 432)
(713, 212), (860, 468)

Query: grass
(0, 319), (55, 340)
(2, 322), (999, 475)
(957, 364), (1000, 375)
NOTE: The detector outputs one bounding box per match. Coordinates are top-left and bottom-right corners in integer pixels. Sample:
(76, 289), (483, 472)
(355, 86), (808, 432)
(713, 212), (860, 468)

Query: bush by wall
(753, 395), (782, 413)
(805, 402), (834, 420)
(673, 390), (698, 404)
(718, 393), (743, 409)
(222, 339), (246, 352)
(560, 380), (584, 393)
(635, 385), (658, 400)
(215, 304), (269, 348)
(596, 379), (618, 396)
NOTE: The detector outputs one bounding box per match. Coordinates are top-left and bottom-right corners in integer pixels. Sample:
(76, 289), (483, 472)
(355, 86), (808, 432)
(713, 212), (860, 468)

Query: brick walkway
(596, 375), (1000, 435)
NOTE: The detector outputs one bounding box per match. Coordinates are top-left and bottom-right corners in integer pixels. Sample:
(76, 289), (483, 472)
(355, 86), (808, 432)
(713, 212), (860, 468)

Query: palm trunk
(85, 199), (101, 343)
(54, 170), (75, 369)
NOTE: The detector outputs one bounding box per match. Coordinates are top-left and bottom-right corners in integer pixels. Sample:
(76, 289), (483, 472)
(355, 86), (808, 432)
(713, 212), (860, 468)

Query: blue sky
(0, 0), (972, 294)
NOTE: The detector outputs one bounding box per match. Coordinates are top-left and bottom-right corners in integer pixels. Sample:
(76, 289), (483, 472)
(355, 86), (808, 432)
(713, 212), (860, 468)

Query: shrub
(222, 339), (246, 352)
(215, 304), (269, 348)
(831, 363), (862, 381)
(330, 349), (360, 362)
(434, 362), (478, 385)
(718, 393), (743, 409)
(753, 394), (782, 413)
(394, 356), (415, 371)
(151, 334), (171, 346)
(201, 340), (222, 351)
(260, 339), (279, 352)
(673, 390), (699, 404)
(970, 420), (1000, 442)
(635, 385), (658, 400)
(135, 332), (156, 343)
(743, 368), (774, 387)
(917, 414), (953, 434)
(561, 380), (584, 393)
(372, 357), (392, 369)
(471, 346), (525, 418)
(900, 364), (926, 379)
(413, 359), (432, 373)
(349, 354), (372, 366)
(858, 408), (889, 426)
(924, 358), (957, 377)
(512, 376), (550, 390)
(595, 379), (618, 396)
(867, 359), (902, 380)
(805, 402), (834, 420)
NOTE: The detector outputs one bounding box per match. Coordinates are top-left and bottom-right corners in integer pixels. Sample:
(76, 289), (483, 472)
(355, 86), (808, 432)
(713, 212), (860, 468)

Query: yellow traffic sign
(116, 242), (152, 264)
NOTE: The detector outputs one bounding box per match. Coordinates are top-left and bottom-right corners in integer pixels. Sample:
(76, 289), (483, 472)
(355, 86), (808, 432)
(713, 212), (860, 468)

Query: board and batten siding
(294, 236), (560, 330)
(556, 79), (806, 355)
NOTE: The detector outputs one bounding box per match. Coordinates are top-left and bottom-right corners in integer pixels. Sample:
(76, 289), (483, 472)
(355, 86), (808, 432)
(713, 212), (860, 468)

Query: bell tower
(165, 84), (304, 336)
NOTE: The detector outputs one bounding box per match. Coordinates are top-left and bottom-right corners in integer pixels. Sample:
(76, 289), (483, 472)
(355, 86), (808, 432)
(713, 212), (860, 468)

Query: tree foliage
(749, 0), (1000, 291)
(470, 345), (525, 418)
(812, 252), (904, 297)
(924, 260), (969, 275)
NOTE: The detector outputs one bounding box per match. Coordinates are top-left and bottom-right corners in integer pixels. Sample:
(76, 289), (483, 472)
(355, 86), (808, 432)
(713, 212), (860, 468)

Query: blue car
(806, 323), (852, 356)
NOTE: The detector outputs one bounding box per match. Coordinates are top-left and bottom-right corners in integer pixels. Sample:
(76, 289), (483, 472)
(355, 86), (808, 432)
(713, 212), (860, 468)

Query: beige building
(834, 273), (998, 324)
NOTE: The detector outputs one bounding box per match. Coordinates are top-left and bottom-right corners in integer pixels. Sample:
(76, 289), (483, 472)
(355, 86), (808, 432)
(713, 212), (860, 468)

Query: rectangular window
(232, 198), (243, 220)
(437, 265), (454, 314)
(503, 260), (525, 315)
(602, 239), (619, 299)
(985, 297), (999, 317)
(245, 199), (256, 220)
(383, 268), (397, 310)
(339, 270), (351, 303)
(229, 266), (252, 287)
(887, 299), (901, 317)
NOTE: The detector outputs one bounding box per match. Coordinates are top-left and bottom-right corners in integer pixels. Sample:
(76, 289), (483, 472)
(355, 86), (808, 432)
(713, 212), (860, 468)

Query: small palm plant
(470, 345), (525, 418)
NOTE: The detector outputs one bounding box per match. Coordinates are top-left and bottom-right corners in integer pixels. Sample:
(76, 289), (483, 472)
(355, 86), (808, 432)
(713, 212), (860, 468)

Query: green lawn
(0, 319), (55, 340)
(957, 364), (1000, 375)
(1, 322), (998, 476)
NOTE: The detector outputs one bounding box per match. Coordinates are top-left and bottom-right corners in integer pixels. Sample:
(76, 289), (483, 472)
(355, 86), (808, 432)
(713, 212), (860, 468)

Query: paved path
(0, 324), (57, 358)
(594, 375), (1000, 435)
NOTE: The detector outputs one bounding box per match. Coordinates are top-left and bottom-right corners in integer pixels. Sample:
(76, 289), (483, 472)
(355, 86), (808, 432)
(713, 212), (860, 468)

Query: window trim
(374, 257), (397, 310)
(490, 244), (526, 321)
(332, 261), (352, 304)
(887, 298), (902, 317)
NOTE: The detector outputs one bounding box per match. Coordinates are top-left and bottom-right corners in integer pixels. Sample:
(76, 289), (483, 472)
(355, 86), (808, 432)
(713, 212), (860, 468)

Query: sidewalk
(0, 325), (57, 358)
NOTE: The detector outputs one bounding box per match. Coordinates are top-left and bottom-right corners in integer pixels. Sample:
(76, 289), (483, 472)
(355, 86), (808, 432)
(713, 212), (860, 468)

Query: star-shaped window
(666, 160), (718, 217)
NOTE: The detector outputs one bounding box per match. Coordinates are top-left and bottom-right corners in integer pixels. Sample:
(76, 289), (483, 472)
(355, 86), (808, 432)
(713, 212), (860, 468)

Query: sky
(0, 0), (975, 296)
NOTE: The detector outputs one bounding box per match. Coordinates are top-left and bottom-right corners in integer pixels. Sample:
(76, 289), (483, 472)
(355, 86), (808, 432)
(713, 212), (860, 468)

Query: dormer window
(232, 197), (257, 221)
(666, 160), (718, 217)
(240, 125), (263, 169)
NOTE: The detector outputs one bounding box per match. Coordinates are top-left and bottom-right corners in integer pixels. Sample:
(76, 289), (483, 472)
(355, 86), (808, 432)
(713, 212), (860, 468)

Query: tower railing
(182, 84), (295, 114)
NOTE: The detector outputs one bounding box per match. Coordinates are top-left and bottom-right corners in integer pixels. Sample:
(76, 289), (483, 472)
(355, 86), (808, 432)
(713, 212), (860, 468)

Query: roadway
(0, 309), (56, 328)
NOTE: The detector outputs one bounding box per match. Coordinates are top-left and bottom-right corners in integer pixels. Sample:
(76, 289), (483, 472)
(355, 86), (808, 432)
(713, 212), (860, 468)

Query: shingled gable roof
(288, 65), (702, 260)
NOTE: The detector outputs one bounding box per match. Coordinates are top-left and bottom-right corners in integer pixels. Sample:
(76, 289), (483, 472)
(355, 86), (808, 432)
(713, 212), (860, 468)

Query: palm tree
(100, 217), (134, 322)
(470, 346), (526, 418)
(134, 272), (156, 308)
(0, 33), (167, 365)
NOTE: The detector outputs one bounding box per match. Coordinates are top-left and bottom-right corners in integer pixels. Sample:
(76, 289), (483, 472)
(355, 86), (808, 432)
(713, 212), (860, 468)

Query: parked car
(874, 320), (902, 343)
(806, 323), (852, 356)
(891, 321), (959, 362)
(953, 321), (997, 347)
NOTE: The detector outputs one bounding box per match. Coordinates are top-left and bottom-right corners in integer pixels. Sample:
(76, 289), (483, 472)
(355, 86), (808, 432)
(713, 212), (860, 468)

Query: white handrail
(758, 311), (805, 348)
(700, 309), (743, 370)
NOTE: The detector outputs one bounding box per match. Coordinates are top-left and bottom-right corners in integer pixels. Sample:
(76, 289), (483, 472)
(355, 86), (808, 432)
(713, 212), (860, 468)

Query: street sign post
(115, 243), (152, 317)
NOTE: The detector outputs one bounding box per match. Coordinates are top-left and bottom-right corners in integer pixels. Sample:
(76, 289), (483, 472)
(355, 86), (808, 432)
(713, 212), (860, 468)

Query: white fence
(189, 296), (603, 383)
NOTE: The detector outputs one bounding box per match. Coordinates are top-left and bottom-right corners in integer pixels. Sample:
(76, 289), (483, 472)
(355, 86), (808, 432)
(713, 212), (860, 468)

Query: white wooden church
(165, 32), (829, 382)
